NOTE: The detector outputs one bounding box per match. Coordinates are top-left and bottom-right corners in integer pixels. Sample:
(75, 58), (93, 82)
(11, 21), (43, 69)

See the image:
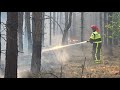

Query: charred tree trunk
(62, 12), (72, 45)
(5, 12), (18, 78)
(18, 12), (23, 52)
(31, 12), (42, 74)
(25, 12), (32, 53)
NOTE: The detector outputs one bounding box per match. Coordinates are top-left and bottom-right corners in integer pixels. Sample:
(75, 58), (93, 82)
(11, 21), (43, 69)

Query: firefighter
(87, 25), (102, 64)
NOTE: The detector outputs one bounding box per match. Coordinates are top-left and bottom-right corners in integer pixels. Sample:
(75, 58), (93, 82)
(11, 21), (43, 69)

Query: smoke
(55, 49), (69, 64)
(18, 70), (30, 78)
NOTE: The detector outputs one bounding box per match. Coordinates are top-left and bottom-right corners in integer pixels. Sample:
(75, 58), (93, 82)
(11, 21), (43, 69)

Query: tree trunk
(25, 12), (32, 53)
(60, 12), (62, 25)
(81, 12), (84, 42)
(59, 12), (62, 34)
(42, 12), (45, 47)
(5, 12), (18, 78)
(108, 12), (113, 56)
(62, 12), (68, 45)
(53, 12), (56, 35)
(113, 13), (119, 45)
(57, 12), (59, 32)
(62, 12), (72, 45)
(70, 12), (76, 40)
(104, 12), (108, 47)
(113, 38), (118, 45)
(49, 12), (52, 45)
(18, 12), (23, 52)
(32, 12), (35, 47)
(100, 12), (103, 40)
(31, 12), (42, 74)
(0, 12), (1, 66)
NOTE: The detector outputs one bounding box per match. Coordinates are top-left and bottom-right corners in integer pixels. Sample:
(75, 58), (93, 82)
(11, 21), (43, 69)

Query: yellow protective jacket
(89, 31), (102, 43)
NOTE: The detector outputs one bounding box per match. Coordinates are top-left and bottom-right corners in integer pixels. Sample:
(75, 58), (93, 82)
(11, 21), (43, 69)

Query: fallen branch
(45, 72), (59, 78)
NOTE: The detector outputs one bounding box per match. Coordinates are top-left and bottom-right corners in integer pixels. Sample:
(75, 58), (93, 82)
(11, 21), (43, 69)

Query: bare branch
(0, 22), (7, 33)
(44, 15), (63, 35)
(1, 22), (7, 26)
(1, 36), (7, 42)
(65, 12), (72, 31)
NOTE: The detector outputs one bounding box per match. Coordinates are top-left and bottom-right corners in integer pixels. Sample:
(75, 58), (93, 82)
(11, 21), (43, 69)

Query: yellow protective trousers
(92, 42), (102, 61)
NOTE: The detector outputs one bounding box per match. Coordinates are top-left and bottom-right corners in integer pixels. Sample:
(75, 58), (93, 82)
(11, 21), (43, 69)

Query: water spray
(42, 41), (88, 52)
